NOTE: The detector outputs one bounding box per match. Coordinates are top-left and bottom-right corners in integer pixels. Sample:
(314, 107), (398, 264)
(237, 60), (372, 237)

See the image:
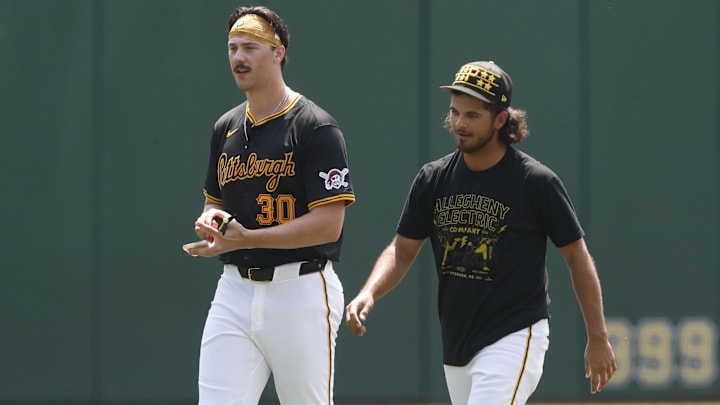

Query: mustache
(233, 63), (251, 73)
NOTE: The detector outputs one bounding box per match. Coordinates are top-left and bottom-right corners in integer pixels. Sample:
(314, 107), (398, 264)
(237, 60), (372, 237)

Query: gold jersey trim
(246, 93), (302, 126)
(203, 189), (223, 205)
(308, 194), (355, 210)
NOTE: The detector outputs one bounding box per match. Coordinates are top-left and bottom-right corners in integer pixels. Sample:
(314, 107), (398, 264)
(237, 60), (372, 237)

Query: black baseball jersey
(397, 146), (584, 366)
(202, 95), (355, 267)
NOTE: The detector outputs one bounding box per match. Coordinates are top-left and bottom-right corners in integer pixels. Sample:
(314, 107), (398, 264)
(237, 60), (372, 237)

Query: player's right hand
(195, 209), (228, 242)
(345, 292), (374, 336)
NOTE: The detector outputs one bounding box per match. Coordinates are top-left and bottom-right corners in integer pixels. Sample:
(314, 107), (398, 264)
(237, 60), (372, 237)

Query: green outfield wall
(0, 0), (718, 403)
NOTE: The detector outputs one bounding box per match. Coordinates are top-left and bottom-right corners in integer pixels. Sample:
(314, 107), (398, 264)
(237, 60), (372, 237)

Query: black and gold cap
(440, 61), (512, 108)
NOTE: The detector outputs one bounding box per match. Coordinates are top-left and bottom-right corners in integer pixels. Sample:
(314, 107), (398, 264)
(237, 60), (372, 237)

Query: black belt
(236, 259), (327, 281)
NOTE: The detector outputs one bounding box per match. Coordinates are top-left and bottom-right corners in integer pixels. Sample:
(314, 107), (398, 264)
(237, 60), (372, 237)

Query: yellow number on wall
(606, 318), (633, 388)
(678, 317), (717, 387)
(636, 318), (674, 387)
(603, 317), (718, 389)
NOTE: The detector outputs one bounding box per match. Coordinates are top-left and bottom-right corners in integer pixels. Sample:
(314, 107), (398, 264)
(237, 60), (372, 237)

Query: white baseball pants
(443, 318), (550, 405)
(198, 261), (344, 405)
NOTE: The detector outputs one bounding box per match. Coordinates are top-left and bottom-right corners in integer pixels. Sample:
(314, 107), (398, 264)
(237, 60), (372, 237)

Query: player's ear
(274, 45), (285, 63)
(495, 110), (508, 130)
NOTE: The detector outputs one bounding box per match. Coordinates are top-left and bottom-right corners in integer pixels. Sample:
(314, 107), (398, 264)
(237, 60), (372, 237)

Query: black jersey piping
(509, 324), (533, 405)
(320, 271), (334, 405)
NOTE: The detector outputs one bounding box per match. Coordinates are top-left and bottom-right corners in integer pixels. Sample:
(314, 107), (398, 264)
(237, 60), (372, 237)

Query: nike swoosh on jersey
(226, 128), (239, 138)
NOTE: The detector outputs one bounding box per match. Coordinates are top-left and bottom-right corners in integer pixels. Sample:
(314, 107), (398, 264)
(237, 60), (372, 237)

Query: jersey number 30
(256, 194), (296, 225)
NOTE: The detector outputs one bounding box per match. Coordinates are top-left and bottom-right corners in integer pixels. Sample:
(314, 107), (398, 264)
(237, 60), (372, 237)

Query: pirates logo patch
(319, 168), (349, 190)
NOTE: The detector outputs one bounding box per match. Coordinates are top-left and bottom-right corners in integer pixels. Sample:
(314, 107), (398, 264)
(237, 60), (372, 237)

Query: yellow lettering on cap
(453, 64), (501, 97)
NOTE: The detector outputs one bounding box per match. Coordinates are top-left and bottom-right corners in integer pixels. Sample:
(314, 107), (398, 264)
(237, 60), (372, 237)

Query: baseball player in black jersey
(184, 6), (354, 405)
(346, 61), (616, 404)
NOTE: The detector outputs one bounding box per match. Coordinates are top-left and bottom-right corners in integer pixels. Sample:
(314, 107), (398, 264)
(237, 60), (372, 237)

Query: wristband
(212, 215), (236, 235)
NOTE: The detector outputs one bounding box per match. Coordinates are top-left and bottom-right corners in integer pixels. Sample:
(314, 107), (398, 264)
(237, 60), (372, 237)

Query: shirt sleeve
(202, 124), (223, 205)
(299, 124), (355, 210)
(534, 173), (585, 247)
(396, 165), (435, 240)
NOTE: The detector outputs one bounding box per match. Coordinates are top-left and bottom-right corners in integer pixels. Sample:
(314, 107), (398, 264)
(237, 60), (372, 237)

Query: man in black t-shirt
(346, 61), (616, 404)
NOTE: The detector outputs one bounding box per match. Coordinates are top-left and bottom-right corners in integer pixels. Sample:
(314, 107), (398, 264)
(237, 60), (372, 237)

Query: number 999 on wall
(605, 317), (718, 389)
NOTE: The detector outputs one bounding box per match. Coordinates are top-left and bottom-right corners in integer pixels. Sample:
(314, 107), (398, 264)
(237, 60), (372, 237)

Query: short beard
(456, 131), (494, 154)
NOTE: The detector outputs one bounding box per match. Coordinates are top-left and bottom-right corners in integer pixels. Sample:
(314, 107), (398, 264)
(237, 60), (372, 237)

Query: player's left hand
(584, 337), (617, 394)
(345, 292), (375, 336)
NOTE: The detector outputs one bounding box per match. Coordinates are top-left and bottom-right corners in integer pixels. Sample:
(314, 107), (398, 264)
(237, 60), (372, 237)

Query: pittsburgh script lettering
(217, 152), (296, 192)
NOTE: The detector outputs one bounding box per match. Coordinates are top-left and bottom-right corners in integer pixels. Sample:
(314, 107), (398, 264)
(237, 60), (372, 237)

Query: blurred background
(0, 0), (718, 404)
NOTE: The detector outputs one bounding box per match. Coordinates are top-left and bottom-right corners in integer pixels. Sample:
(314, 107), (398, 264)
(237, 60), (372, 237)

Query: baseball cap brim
(439, 84), (496, 105)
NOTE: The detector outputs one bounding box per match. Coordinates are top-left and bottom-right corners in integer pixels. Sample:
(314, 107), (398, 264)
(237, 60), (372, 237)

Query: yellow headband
(229, 14), (282, 48)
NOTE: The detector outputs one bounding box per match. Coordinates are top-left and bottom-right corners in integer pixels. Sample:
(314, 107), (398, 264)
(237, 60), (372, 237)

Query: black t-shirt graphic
(397, 147), (583, 366)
